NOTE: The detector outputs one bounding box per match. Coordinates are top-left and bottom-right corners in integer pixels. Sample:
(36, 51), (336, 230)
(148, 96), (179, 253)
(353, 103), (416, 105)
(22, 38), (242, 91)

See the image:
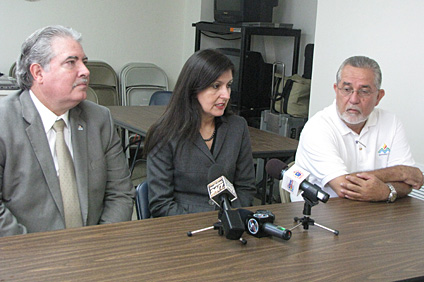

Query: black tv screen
(216, 0), (239, 11)
(214, 0), (278, 24)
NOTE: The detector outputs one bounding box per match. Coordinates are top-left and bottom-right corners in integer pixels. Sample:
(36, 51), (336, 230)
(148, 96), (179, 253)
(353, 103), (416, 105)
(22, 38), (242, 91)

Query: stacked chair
(9, 62), (17, 78)
(85, 87), (99, 104)
(85, 61), (119, 106)
(120, 63), (168, 106)
(119, 63), (169, 186)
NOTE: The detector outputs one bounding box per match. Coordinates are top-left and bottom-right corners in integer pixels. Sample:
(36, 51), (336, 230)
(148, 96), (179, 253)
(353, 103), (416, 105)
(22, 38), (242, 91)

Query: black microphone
(238, 209), (291, 240)
(207, 164), (244, 240)
(265, 159), (330, 203)
(207, 164), (237, 208)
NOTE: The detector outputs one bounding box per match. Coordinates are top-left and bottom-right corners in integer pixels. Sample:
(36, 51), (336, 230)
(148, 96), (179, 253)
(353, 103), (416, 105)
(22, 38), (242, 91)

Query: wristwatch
(386, 183), (397, 203)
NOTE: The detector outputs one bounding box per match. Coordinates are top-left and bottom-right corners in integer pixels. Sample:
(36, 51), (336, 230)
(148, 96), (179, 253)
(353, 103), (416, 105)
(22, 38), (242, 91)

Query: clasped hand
(340, 173), (389, 202)
(400, 166), (423, 190)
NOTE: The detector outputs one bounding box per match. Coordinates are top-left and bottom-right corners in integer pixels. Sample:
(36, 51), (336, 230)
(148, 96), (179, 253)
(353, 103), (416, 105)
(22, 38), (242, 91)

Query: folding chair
(149, 90), (172, 105)
(135, 181), (151, 220)
(85, 60), (119, 106)
(85, 86), (99, 104)
(120, 63), (168, 106)
(9, 62), (16, 78)
(119, 63), (169, 173)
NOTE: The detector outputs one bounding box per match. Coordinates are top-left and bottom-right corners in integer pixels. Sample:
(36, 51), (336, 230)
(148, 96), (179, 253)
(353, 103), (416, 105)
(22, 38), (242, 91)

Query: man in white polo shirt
(293, 56), (423, 202)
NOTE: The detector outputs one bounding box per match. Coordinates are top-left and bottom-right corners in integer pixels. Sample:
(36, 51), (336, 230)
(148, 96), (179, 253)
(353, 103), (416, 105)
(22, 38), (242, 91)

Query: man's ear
(375, 89), (385, 106)
(29, 63), (44, 84)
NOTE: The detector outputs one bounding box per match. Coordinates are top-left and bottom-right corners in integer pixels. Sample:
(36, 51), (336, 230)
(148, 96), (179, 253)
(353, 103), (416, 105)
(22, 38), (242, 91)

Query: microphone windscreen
(237, 208), (254, 223)
(265, 159), (288, 180)
(208, 164), (226, 183)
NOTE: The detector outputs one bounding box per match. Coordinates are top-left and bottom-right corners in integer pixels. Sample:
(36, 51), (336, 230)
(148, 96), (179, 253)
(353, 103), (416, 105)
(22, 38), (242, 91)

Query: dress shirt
(29, 90), (73, 174)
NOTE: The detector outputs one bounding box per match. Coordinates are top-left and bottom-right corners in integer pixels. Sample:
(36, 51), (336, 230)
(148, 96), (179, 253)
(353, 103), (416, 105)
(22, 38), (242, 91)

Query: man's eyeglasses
(337, 86), (377, 98)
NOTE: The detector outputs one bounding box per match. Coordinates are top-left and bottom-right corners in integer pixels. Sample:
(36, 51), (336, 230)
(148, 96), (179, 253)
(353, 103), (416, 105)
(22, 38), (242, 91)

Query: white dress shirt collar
(29, 90), (70, 131)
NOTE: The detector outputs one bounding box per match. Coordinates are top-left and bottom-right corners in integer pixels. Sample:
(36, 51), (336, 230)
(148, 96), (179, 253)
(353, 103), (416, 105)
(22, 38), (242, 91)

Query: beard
(336, 105), (369, 125)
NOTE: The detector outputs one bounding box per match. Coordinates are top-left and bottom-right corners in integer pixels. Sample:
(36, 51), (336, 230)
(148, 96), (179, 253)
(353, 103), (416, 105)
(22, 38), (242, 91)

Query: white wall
(312, 0), (424, 168)
(0, 0), (316, 88)
(0, 0), (202, 88)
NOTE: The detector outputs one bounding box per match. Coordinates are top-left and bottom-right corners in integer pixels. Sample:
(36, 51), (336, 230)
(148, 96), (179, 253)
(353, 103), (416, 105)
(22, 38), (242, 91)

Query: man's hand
(399, 166), (423, 189)
(328, 165), (421, 202)
(339, 173), (389, 202)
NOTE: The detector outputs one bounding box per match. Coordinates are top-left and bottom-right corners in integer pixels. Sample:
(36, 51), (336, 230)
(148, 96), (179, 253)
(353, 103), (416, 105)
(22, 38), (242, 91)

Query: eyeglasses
(337, 86), (377, 98)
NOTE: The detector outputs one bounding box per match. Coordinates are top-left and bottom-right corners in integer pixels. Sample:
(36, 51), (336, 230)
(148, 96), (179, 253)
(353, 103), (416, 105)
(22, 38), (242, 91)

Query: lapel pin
(78, 125), (84, 131)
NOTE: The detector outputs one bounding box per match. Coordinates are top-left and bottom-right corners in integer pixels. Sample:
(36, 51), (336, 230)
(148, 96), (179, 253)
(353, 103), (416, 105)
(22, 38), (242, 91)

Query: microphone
(265, 159), (329, 203)
(207, 164), (237, 208)
(207, 164), (244, 240)
(238, 209), (291, 240)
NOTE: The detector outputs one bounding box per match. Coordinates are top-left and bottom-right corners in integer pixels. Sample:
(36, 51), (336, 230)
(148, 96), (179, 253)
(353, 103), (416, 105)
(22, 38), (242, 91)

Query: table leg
(261, 158), (268, 205)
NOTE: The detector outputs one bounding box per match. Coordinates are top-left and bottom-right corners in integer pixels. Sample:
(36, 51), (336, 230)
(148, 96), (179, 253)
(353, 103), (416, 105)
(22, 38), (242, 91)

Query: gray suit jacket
(0, 91), (135, 237)
(147, 115), (256, 217)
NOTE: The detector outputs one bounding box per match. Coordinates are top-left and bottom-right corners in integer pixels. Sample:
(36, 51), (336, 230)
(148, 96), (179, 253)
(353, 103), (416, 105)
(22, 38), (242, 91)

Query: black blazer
(147, 115), (256, 217)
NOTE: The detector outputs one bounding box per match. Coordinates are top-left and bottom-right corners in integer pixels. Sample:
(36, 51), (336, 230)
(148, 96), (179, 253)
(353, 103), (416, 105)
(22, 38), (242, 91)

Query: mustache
(72, 78), (89, 89)
(346, 106), (362, 113)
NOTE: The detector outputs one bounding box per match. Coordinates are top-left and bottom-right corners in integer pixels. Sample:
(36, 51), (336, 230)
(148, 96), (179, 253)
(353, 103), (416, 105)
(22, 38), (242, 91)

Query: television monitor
(214, 0), (278, 24)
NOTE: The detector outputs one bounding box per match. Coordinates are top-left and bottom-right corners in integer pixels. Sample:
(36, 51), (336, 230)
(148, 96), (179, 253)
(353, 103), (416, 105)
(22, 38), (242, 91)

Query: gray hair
(15, 25), (82, 90)
(336, 56), (382, 89)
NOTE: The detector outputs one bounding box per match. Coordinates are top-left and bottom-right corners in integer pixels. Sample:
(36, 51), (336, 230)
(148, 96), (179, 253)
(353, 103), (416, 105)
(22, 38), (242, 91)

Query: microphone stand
(291, 195), (339, 235)
(187, 220), (247, 245)
(187, 203), (247, 245)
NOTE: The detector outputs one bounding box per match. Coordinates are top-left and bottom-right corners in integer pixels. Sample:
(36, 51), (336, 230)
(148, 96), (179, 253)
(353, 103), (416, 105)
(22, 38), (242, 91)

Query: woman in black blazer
(144, 49), (256, 217)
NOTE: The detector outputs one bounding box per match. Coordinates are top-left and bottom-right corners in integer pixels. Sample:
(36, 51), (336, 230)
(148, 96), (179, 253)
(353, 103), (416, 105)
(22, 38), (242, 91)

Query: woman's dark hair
(143, 49), (234, 156)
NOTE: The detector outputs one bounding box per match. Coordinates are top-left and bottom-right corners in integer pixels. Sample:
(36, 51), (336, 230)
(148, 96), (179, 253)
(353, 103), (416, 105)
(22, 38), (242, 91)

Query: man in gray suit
(0, 25), (135, 237)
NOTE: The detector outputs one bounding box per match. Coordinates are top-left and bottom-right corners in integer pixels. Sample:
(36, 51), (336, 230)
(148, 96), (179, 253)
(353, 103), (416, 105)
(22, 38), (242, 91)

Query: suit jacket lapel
(69, 106), (89, 225)
(193, 135), (214, 162)
(212, 116), (228, 159)
(192, 116), (228, 162)
(20, 91), (64, 217)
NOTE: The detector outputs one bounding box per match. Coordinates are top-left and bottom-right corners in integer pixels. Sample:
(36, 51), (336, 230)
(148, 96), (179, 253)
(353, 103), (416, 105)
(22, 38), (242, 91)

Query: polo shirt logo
(378, 143), (391, 156)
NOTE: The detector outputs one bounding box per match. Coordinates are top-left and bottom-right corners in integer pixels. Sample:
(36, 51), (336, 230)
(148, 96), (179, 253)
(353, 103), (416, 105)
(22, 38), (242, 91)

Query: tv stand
(192, 21), (301, 115)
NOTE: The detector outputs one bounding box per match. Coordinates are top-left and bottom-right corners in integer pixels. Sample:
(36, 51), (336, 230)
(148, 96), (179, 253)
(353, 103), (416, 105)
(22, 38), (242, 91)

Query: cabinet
(193, 21), (301, 115)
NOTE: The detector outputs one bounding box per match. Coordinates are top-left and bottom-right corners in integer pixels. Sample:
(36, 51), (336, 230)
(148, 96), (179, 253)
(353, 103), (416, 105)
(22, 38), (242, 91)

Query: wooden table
(108, 106), (299, 204)
(107, 105), (299, 159)
(1, 197), (424, 281)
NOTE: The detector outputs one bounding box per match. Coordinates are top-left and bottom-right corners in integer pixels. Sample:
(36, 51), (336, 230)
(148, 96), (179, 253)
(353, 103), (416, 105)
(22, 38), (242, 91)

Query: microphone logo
(208, 178), (225, 197)
(288, 180), (294, 192)
(281, 164), (310, 197)
(247, 218), (259, 235)
(207, 175), (237, 207)
(293, 170), (304, 178)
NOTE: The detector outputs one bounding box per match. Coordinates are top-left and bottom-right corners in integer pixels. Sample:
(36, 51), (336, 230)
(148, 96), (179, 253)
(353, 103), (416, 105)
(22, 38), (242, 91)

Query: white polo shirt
(292, 100), (415, 201)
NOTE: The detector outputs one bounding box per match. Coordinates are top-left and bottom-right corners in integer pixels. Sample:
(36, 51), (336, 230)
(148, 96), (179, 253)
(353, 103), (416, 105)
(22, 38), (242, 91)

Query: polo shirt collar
(330, 100), (378, 137)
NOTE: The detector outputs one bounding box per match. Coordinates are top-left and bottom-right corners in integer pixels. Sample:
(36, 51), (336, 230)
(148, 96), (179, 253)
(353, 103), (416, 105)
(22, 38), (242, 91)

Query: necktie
(53, 119), (83, 228)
